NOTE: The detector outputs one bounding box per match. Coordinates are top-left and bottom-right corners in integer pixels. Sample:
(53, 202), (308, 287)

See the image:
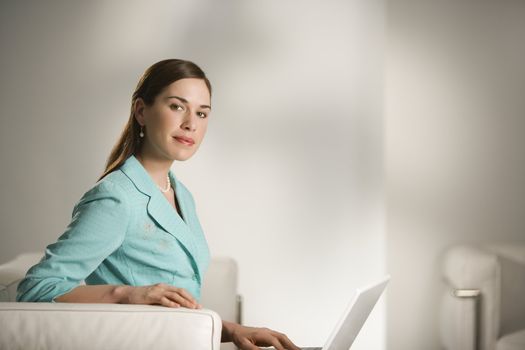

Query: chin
(170, 151), (195, 162)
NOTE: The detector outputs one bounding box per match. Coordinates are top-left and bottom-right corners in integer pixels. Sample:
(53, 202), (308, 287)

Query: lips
(173, 136), (195, 146)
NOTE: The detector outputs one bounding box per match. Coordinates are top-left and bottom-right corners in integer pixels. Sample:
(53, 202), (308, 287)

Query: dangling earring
(139, 126), (144, 138)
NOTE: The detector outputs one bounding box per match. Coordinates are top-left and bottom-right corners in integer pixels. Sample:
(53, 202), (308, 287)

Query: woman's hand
(115, 283), (201, 309)
(225, 322), (301, 350)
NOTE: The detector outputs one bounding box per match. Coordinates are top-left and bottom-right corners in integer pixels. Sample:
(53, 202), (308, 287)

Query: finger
(178, 288), (198, 305)
(160, 296), (180, 308)
(238, 337), (261, 350)
(266, 330), (300, 350)
(166, 291), (197, 309)
(253, 331), (282, 349)
(167, 286), (198, 306)
(277, 333), (301, 350)
(165, 291), (194, 308)
(267, 337), (285, 350)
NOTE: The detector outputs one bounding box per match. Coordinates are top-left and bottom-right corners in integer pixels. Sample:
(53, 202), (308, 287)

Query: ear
(133, 98), (147, 126)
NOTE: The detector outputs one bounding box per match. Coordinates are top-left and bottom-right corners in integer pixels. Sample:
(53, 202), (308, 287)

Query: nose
(181, 110), (197, 132)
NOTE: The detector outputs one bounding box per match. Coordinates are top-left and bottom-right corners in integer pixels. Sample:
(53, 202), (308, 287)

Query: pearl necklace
(157, 175), (171, 193)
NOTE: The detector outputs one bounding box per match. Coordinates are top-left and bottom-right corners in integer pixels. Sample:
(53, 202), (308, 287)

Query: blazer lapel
(120, 155), (202, 279)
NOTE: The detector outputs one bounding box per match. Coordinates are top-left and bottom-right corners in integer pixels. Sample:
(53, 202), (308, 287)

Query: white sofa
(440, 243), (525, 350)
(0, 253), (241, 350)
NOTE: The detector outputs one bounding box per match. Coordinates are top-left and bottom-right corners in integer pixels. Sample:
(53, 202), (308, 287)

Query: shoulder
(100, 169), (134, 191)
(74, 171), (132, 210)
(64, 172), (134, 230)
(88, 172), (127, 195)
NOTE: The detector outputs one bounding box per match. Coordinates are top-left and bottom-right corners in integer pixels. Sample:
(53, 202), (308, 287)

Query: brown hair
(97, 59), (212, 182)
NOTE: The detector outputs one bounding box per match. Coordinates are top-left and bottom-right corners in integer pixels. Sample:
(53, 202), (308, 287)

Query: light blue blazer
(16, 155), (210, 302)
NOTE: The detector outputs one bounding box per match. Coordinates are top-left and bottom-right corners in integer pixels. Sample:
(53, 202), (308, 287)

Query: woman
(16, 59), (300, 350)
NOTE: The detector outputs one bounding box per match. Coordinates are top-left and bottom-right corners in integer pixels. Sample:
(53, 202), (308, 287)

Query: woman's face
(135, 78), (211, 162)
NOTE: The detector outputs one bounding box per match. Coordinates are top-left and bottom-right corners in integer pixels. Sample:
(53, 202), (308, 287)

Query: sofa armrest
(0, 253), (43, 302)
(440, 245), (501, 350)
(0, 302), (222, 350)
(201, 257), (239, 323)
(484, 244), (525, 338)
(441, 243), (525, 350)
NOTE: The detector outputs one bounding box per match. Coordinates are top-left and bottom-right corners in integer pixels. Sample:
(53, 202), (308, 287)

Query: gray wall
(0, 1), (385, 348)
(386, 1), (525, 349)
(5, 1), (523, 348)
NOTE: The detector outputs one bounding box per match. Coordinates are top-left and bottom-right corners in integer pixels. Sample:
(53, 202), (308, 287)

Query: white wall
(386, 1), (525, 349)
(0, 1), (386, 348)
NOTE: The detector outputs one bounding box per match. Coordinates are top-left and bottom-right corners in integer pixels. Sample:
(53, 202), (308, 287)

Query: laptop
(268, 275), (390, 350)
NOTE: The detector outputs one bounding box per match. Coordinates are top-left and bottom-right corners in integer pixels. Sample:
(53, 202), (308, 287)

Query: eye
(197, 111), (208, 119)
(170, 104), (184, 111)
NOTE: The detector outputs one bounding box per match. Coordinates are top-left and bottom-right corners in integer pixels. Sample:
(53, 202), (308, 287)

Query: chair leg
(236, 294), (243, 325)
(454, 289), (481, 350)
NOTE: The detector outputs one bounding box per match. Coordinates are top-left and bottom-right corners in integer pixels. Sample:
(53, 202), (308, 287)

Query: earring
(139, 126), (144, 138)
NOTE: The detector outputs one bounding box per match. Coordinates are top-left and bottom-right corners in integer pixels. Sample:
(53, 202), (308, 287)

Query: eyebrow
(166, 95), (211, 110)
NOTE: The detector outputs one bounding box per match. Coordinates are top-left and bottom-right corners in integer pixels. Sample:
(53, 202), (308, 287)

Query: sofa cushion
(496, 329), (525, 350)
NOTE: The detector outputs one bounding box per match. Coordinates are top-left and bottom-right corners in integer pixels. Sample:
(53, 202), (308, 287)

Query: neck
(134, 150), (174, 189)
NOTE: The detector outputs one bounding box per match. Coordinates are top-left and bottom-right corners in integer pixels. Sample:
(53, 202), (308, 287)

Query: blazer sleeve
(16, 179), (130, 302)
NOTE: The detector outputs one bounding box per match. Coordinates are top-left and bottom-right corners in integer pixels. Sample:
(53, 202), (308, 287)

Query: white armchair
(440, 243), (525, 350)
(0, 253), (241, 350)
